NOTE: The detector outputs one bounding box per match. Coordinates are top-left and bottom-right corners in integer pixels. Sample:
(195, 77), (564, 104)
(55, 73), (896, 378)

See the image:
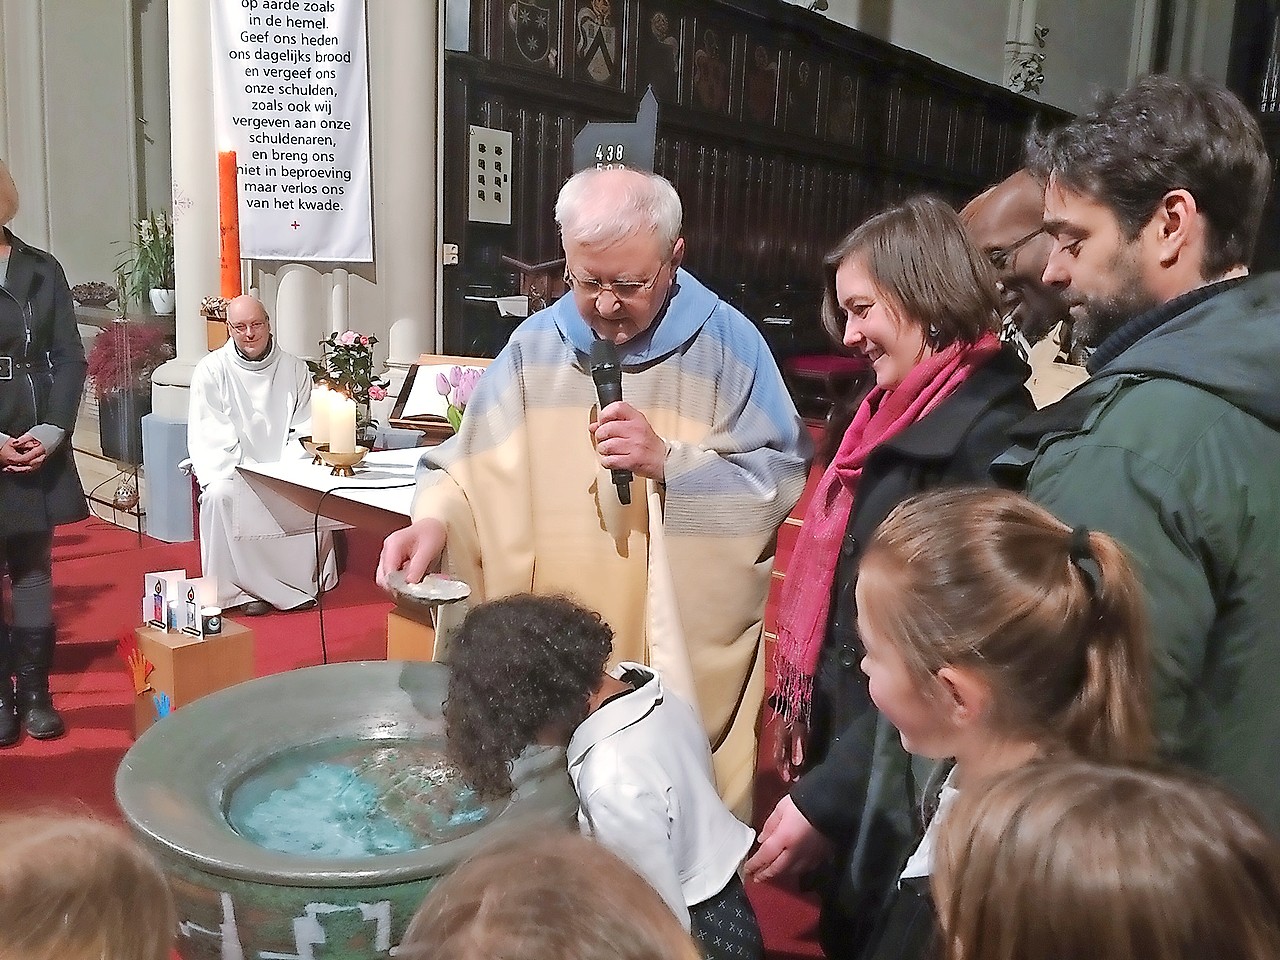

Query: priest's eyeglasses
(227, 320), (269, 336)
(564, 263), (667, 301)
(987, 227), (1045, 272)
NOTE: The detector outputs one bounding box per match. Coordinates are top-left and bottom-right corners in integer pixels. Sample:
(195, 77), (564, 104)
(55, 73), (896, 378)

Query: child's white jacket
(567, 662), (755, 929)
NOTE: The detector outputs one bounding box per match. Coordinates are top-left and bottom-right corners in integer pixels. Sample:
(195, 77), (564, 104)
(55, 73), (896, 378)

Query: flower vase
(356, 401), (378, 449)
(149, 288), (176, 315)
(98, 387), (152, 464)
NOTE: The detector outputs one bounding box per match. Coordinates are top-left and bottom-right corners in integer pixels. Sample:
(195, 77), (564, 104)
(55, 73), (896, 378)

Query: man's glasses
(227, 321), (268, 336)
(564, 262), (668, 301)
(987, 227), (1045, 272)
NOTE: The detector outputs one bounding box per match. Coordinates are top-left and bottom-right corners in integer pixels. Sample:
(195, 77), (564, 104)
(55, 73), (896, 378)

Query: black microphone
(589, 339), (632, 505)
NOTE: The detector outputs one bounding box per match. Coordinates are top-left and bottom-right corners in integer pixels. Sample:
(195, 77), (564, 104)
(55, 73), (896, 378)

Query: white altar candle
(330, 395), (357, 454)
(310, 384), (331, 446)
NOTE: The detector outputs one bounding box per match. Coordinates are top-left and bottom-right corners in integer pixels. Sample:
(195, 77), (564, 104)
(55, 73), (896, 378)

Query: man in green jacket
(995, 75), (1280, 829)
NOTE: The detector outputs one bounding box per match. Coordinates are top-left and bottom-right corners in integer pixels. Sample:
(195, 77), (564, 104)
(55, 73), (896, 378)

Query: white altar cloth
(236, 448), (419, 539)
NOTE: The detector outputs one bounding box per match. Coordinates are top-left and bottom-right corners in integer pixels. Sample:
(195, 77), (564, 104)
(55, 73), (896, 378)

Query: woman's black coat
(0, 229), (89, 537)
(787, 344), (1033, 960)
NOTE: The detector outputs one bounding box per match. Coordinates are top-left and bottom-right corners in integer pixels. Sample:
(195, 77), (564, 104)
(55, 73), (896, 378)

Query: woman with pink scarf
(744, 196), (1033, 960)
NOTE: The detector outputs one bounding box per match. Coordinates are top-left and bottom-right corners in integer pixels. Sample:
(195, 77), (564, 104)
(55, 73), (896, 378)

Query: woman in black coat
(0, 160), (88, 745)
(744, 196), (1032, 960)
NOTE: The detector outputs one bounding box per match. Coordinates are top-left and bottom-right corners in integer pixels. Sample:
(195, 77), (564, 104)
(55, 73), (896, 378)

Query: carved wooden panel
(690, 18), (737, 117)
(446, 0), (1068, 355)
(782, 53), (821, 137)
(637, 8), (684, 103)
(569, 0), (630, 91)
(496, 0), (563, 76)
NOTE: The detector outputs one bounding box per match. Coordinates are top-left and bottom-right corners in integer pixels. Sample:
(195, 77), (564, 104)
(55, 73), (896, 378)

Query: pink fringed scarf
(773, 332), (1003, 722)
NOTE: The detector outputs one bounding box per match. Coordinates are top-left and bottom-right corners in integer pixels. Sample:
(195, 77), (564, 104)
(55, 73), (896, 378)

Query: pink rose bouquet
(306, 330), (390, 408)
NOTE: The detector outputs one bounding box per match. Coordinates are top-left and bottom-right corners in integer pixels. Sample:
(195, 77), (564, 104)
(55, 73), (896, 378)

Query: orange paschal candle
(218, 150), (242, 299)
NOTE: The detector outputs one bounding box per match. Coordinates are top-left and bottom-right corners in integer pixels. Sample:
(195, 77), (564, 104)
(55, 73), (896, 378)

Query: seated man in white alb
(187, 295), (336, 615)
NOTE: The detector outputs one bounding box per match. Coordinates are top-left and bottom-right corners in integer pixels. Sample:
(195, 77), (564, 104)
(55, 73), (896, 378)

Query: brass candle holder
(299, 435), (325, 465)
(316, 445), (369, 477)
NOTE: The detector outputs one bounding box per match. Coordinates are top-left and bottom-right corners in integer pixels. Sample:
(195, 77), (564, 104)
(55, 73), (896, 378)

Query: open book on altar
(389, 354), (493, 441)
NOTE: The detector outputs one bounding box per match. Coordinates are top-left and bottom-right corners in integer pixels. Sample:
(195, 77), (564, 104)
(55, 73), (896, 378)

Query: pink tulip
(436, 372), (451, 397)
(455, 368), (482, 409)
(449, 365), (462, 387)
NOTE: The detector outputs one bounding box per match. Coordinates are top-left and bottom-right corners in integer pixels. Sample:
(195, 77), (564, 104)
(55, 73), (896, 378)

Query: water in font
(226, 739), (493, 857)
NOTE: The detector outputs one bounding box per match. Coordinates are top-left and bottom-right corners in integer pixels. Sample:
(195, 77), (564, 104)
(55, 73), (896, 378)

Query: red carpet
(1, 517), (821, 959)
(2, 519), (391, 816)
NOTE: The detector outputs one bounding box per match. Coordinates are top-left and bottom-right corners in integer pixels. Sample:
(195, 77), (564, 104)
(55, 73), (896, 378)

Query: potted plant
(85, 321), (175, 463)
(306, 330), (390, 446)
(116, 211), (176, 314)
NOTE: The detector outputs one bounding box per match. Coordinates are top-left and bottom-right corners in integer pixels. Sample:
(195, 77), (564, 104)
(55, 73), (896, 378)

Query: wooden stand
(386, 591), (471, 662)
(386, 604), (438, 662)
(133, 619), (255, 737)
(206, 319), (229, 352)
(202, 299), (229, 351)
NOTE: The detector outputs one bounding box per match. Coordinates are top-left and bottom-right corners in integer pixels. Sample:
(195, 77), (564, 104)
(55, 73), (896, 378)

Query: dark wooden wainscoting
(443, 0), (1068, 358)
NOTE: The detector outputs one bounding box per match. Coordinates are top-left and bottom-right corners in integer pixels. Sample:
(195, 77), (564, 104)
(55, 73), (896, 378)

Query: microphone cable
(311, 481), (418, 664)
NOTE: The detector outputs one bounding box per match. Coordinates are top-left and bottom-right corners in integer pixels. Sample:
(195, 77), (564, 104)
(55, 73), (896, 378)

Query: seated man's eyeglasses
(227, 320), (269, 336)
(987, 227), (1045, 272)
(564, 263), (668, 301)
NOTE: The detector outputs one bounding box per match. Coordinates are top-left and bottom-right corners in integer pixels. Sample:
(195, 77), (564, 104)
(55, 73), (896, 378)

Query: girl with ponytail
(848, 485), (1154, 960)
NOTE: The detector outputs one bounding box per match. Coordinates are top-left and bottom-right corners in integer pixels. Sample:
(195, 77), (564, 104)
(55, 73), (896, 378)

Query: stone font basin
(116, 660), (575, 960)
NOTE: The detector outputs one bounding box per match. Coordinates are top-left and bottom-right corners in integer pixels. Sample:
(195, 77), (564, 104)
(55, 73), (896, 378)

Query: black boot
(13, 626), (64, 740)
(0, 619), (16, 747)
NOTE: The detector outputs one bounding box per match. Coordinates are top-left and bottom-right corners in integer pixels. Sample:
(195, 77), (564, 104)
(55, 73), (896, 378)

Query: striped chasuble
(414, 269), (811, 817)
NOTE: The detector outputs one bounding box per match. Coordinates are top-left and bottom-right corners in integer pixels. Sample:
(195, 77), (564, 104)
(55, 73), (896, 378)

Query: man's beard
(1068, 254), (1160, 350)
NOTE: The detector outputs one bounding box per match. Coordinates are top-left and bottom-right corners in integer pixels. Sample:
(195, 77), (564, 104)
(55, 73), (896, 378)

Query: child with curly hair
(445, 594), (762, 960)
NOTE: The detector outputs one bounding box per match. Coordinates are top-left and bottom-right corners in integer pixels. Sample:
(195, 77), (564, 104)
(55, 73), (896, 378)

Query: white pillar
(370, 0), (440, 371)
(274, 262), (326, 361)
(151, 0), (219, 419)
(330, 267), (349, 338)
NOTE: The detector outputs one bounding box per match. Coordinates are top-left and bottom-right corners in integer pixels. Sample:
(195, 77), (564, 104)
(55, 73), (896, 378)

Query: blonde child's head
(856, 487), (1154, 768)
(0, 812), (176, 960)
(399, 828), (702, 960)
(933, 760), (1280, 960)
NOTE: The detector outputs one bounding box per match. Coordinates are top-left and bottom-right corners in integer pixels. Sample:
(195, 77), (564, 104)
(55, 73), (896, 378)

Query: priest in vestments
(188, 295), (336, 615)
(379, 168), (811, 816)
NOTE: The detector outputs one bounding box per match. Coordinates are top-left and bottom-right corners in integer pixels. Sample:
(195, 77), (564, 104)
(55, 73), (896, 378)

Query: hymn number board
(572, 87), (658, 172)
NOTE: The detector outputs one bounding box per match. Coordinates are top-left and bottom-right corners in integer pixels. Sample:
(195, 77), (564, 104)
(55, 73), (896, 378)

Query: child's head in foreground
(400, 828), (702, 960)
(855, 486), (1154, 776)
(933, 760), (1280, 960)
(0, 812), (176, 960)
(445, 593), (612, 797)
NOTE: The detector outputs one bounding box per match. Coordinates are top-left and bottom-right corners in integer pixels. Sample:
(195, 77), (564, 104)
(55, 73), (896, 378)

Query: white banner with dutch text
(211, 0), (373, 261)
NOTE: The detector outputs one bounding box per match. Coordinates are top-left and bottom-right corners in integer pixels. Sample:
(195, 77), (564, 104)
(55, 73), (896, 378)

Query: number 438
(595, 143), (624, 168)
